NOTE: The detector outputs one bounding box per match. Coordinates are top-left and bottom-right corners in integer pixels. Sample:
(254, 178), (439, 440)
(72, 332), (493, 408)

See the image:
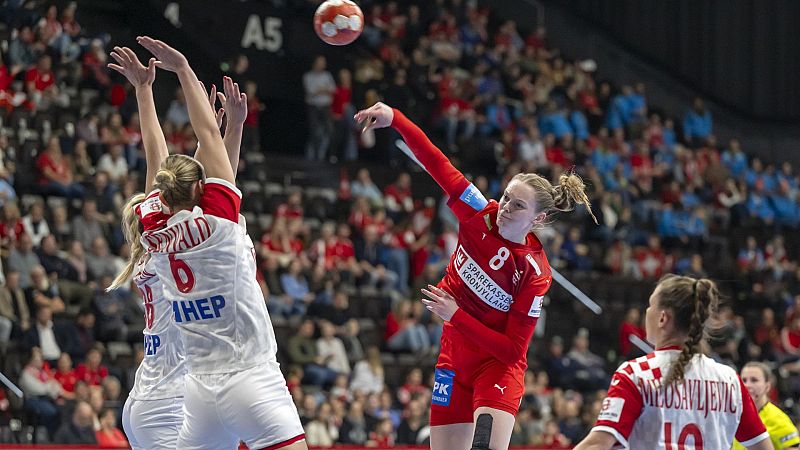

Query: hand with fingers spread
(420, 284), (459, 322)
(218, 76), (248, 127)
(136, 36), (189, 73)
(353, 101), (394, 134)
(108, 46), (156, 88)
(200, 81), (225, 128)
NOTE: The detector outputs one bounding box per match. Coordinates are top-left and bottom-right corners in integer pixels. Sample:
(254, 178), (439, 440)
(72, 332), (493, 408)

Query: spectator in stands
(384, 299), (430, 354)
(618, 307), (645, 359)
(96, 146), (128, 184)
(54, 352), (77, 399)
(351, 168), (384, 208)
(241, 80), (263, 154)
(305, 401), (337, 447)
(0, 202), (24, 250)
(355, 223), (400, 292)
(93, 275), (140, 342)
(565, 328), (608, 391)
(396, 397), (427, 445)
(75, 346), (108, 386)
(25, 265), (66, 315)
(25, 54), (65, 110)
(18, 347), (62, 437)
(8, 25), (41, 70)
(95, 408), (128, 447)
(165, 88), (189, 127)
(288, 319), (337, 387)
(396, 368), (428, 407)
(683, 97), (713, 148)
(21, 200), (49, 247)
(317, 320), (351, 377)
(0, 270), (30, 344)
(304, 55), (336, 161)
(36, 137), (85, 199)
(781, 316), (800, 360)
(383, 172), (414, 222)
(85, 237), (124, 282)
(351, 345), (385, 396)
(22, 305), (71, 364)
(340, 318), (365, 363)
(338, 399), (373, 445)
(72, 200), (104, 252)
(277, 259), (315, 317)
(52, 400), (97, 445)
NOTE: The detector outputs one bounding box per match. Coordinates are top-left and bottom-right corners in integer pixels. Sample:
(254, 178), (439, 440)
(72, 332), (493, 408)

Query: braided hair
(654, 274), (720, 386)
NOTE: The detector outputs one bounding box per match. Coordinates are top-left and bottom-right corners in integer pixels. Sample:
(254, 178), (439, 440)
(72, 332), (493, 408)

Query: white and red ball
(313, 0), (364, 46)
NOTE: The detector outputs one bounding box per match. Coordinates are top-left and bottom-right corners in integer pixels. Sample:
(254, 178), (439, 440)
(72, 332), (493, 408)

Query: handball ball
(313, 0), (364, 46)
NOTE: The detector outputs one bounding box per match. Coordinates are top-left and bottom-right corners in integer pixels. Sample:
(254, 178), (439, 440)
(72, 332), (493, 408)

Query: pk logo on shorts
(432, 368), (455, 407)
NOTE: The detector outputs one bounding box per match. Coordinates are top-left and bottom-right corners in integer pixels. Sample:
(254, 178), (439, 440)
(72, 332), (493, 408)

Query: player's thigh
(177, 375), (239, 450)
(121, 397), (140, 450)
(219, 362), (305, 450)
(473, 406), (516, 450)
(128, 397), (184, 450)
(430, 423), (475, 450)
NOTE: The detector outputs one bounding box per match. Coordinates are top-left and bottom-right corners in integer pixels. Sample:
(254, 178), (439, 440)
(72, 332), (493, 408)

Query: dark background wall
(544, 0), (800, 122)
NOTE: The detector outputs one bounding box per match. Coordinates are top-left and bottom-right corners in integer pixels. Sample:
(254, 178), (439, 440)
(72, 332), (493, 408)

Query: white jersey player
(106, 46), (187, 450)
(136, 36), (306, 450)
(575, 275), (772, 450)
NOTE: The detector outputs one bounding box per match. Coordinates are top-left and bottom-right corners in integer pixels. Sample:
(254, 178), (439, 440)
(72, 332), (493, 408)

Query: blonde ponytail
(107, 193), (147, 291)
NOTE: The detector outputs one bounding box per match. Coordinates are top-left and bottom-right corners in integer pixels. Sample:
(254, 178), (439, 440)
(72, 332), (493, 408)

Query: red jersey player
(575, 275), (773, 450)
(355, 102), (596, 450)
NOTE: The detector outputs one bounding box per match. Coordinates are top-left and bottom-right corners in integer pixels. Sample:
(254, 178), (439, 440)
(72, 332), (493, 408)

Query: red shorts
(429, 333), (525, 426)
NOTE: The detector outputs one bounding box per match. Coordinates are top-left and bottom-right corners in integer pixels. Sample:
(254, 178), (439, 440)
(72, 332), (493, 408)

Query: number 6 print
(169, 253), (196, 293)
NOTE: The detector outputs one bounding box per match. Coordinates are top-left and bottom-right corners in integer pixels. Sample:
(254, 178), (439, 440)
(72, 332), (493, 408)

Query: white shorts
(177, 361), (305, 450)
(122, 395), (184, 450)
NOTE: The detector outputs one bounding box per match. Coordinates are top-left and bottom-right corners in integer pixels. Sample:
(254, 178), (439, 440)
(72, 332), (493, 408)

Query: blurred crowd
(0, 0), (798, 447)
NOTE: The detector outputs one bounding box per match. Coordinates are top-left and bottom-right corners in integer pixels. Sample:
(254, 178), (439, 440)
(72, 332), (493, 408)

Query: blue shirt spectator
(569, 109), (589, 140)
(721, 140), (748, 179)
(683, 98), (713, 142)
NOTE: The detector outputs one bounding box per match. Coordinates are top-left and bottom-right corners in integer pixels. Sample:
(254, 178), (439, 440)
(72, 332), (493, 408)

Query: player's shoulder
(460, 199), (498, 227)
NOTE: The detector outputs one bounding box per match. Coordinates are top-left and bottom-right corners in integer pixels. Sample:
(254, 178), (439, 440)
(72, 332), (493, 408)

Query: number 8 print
(169, 253), (196, 293)
(489, 247), (510, 270)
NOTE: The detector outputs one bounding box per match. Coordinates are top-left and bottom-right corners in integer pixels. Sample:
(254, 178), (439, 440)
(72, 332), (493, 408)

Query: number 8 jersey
(139, 179), (276, 374)
(127, 253), (186, 400)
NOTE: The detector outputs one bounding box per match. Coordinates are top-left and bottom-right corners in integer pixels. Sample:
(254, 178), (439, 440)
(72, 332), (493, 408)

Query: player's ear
(531, 212), (546, 228)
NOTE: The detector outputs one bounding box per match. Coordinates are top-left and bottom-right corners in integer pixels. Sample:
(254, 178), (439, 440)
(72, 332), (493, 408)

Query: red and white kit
(392, 110), (553, 426)
(593, 346), (769, 449)
(139, 180), (304, 450)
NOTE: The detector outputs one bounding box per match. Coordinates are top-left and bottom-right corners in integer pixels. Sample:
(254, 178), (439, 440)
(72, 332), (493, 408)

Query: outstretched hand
(217, 76), (247, 126)
(199, 81), (225, 128)
(420, 284), (459, 322)
(354, 101), (394, 134)
(107, 46), (156, 88)
(136, 36), (189, 73)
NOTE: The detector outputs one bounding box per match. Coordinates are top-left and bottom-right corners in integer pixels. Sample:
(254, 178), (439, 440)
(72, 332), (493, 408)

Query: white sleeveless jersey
(140, 179), (276, 374)
(128, 254), (186, 400)
(592, 347), (769, 449)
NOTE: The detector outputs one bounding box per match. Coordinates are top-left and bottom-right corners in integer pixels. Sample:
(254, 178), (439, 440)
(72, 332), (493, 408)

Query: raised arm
(355, 102), (469, 199)
(108, 46), (167, 193)
(137, 36), (234, 184)
(218, 76), (247, 174)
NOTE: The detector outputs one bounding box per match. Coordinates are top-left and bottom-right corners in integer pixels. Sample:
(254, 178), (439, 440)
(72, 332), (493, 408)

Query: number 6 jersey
(139, 179), (276, 375)
(592, 347), (769, 449)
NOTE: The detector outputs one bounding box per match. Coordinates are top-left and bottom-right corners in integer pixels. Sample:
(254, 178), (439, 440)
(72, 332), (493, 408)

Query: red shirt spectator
(25, 63), (55, 92)
(618, 308), (646, 356)
(35, 139), (72, 185)
(74, 348), (108, 386)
